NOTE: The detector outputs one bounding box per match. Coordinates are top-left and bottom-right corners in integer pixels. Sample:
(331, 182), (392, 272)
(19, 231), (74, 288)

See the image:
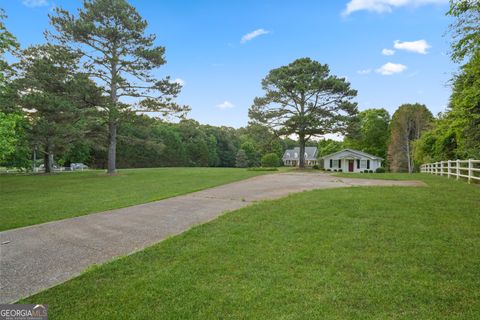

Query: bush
(369, 170), (373, 173)
(261, 153), (280, 168)
(326, 168), (331, 172)
(375, 167), (386, 173)
(338, 169), (343, 172)
(333, 169), (338, 172)
(247, 167), (278, 172)
(364, 170), (370, 173)
(312, 164), (319, 170)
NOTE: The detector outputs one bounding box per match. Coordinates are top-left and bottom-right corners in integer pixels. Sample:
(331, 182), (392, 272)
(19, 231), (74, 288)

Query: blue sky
(2, 0), (455, 128)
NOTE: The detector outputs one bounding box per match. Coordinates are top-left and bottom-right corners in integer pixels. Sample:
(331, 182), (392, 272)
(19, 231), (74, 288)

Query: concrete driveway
(0, 172), (424, 303)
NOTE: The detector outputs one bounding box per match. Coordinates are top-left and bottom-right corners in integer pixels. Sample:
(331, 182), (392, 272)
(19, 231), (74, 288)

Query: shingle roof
(282, 147), (318, 161)
(320, 148), (383, 160)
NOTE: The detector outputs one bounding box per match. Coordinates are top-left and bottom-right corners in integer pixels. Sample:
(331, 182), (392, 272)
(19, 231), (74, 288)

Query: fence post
(468, 159), (472, 184)
(447, 160), (451, 178)
(457, 159), (460, 180)
(440, 161), (444, 176)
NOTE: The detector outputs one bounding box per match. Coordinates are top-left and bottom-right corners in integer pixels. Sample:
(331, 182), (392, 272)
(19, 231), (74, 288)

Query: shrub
(312, 164), (319, 170)
(364, 170), (370, 173)
(247, 167), (278, 172)
(375, 167), (386, 173)
(326, 168), (331, 172)
(261, 153), (280, 168)
(338, 169), (343, 172)
(333, 169), (337, 172)
(369, 170), (373, 173)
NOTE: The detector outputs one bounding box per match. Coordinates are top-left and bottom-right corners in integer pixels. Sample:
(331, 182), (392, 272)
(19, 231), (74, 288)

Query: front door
(348, 160), (354, 172)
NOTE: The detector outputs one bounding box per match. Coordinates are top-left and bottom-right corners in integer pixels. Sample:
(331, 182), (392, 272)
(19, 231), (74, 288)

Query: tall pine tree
(48, 0), (189, 173)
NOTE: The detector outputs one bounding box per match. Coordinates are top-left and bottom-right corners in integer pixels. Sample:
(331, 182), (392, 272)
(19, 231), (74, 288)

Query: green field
(0, 168), (270, 231)
(21, 174), (480, 319)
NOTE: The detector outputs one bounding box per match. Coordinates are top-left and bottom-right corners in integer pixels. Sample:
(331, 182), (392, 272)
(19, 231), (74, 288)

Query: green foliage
(312, 164), (319, 170)
(447, 0), (480, 62)
(250, 58), (358, 168)
(414, 52), (480, 163)
(13, 44), (102, 172)
(0, 112), (22, 161)
(240, 141), (260, 167)
(0, 9), (18, 92)
(317, 139), (343, 156)
(48, 0), (190, 173)
(261, 153), (280, 167)
(375, 167), (386, 173)
(238, 123), (284, 158)
(344, 108), (390, 159)
(235, 149), (248, 168)
(246, 167), (278, 171)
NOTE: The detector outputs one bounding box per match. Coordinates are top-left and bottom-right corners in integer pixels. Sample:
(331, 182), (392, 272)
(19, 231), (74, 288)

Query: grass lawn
(0, 167), (272, 231)
(21, 174), (480, 319)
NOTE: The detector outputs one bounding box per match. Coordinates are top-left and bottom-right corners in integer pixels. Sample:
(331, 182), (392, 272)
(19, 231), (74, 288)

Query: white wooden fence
(420, 159), (480, 183)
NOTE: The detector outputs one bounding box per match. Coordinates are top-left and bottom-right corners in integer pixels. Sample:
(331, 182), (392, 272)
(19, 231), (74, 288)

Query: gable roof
(320, 148), (383, 160)
(282, 147), (318, 161)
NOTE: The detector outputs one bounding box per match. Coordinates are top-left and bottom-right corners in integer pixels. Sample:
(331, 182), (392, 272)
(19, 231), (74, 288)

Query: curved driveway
(0, 172), (424, 303)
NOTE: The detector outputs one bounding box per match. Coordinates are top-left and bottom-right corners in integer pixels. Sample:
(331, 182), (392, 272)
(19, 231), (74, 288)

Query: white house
(282, 147), (318, 167)
(321, 149), (383, 173)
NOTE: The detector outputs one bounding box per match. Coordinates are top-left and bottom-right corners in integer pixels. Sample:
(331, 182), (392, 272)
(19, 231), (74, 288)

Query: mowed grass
(0, 167), (270, 231)
(21, 174), (480, 319)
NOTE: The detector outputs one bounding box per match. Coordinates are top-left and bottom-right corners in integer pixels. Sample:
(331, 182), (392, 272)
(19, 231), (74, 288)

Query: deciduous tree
(344, 108), (390, 159)
(447, 0), (480, 62)
(388, 104), (432, 173)
(235, 149), (248, 168)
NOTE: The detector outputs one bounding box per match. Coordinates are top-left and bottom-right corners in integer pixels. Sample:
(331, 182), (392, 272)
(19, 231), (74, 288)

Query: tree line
(1, 0), (478, 173)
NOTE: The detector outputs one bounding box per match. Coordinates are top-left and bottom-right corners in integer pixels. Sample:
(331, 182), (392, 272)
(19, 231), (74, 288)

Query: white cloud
(216, 101), (235, 109)
(357, 69), (371, 75)
(382, 48), (395, 56)
(174, 78), (185, 86)
(241, 29), (269, 44)
(22, 0), (49, 7)
(376, 62), (407, 75)
(342, 0), (448, 16)
(393, 40), (431, 54)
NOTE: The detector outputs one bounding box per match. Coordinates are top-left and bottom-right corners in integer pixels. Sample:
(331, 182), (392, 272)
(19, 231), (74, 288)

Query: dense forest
(0, 1), (478, 172)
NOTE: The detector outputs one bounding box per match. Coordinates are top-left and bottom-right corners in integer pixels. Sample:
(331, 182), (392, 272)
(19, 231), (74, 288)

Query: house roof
(320, 148), (383, 160)
(282, 147), (318, 161)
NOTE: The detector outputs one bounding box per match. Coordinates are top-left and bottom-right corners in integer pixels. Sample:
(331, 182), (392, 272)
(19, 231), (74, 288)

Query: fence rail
(420, 159), (480, 183)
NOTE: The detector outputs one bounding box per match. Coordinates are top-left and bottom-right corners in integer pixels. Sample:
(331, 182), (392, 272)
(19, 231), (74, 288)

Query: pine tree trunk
(107, 58), (118, 175)
(44, 145), (53, 173)
(299, 134), (306, 169)
(107, 120), (117, 174)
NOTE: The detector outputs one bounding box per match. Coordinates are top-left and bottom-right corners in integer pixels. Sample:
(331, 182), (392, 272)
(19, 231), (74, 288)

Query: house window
(330, 159), (333, 168)
(357, 159), (360, 169)
(360, 160), (367, 169)
(333, 160), (339, 168)
(367, 160), (370, 169)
